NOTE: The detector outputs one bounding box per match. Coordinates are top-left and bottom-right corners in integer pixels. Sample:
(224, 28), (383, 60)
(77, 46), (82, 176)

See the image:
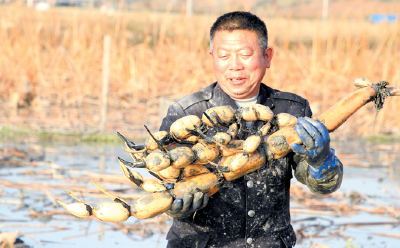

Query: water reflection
(99, 146), (105, 243)
(0, 137), (399, 247)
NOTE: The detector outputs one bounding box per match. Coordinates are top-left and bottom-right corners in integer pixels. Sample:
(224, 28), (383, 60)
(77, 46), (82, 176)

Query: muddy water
(0, 137), (399, 248)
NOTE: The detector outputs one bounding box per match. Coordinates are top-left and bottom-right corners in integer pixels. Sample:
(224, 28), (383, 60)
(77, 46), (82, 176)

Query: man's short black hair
(210, 11), (268, 52)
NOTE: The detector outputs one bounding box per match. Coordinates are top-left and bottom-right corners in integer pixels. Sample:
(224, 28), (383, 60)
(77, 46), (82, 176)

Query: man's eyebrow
(216, 45), (254, 52)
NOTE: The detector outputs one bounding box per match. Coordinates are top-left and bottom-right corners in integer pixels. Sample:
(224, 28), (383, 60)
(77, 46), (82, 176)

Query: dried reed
(0, 3), (399, 137)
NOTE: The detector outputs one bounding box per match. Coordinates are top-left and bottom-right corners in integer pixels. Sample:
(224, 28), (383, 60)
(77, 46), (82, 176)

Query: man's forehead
(214, 30), (257, 46)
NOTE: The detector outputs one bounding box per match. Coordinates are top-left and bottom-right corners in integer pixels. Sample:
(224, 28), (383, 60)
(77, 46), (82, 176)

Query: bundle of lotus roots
(58, 78), (399, 222)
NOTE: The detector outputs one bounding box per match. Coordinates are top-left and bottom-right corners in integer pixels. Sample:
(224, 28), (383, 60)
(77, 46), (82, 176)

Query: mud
(203, 106), (236, 126)
(146, 153), (170, 171)
(268, 135), (289, 151)
(168, 147), (196, 168)
(192, 143), (219, 164)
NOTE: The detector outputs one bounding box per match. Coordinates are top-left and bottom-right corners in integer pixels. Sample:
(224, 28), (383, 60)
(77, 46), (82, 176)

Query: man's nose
(228, 54), (244, 71)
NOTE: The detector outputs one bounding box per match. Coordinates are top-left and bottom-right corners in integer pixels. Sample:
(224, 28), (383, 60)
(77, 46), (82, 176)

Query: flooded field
(1, 137), (399, 248)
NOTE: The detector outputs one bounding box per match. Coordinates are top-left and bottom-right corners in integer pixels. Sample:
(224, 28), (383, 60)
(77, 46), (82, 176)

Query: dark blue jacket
(160, 82), (343, 248)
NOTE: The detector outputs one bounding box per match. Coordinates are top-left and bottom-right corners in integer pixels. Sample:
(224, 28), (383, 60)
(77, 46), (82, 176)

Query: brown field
(0, 1), (399, 137)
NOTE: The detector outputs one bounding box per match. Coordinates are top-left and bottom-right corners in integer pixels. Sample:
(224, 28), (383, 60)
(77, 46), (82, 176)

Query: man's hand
(291, 117), (331, 164)
(165, 192), (209, 219)
(291, 117), (337, 179)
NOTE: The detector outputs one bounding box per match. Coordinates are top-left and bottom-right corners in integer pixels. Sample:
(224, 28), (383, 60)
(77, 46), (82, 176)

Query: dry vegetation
(0, 1), (399, 137)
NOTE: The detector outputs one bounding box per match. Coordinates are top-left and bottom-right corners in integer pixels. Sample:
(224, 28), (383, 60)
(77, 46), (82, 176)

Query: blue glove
(165, 192), (209, 219)
(291, 117), (337, 179)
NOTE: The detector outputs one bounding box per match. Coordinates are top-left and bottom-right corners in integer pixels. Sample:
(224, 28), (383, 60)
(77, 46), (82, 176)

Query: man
(160, 11), (343, 248)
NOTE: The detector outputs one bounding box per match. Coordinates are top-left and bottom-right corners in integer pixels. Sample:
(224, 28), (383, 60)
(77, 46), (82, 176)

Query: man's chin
(230, 90), (252, 99)
(218, 83), (257, 99)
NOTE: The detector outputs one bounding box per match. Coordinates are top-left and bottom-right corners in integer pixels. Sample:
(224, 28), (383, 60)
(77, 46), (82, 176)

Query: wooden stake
(100, 35), (111, 133)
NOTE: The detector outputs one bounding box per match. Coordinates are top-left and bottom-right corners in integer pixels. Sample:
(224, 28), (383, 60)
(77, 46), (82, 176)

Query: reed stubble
(0, 4), (399, 136)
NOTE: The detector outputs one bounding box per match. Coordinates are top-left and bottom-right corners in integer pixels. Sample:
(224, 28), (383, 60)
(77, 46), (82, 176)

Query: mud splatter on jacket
(160, 83), (343, 248)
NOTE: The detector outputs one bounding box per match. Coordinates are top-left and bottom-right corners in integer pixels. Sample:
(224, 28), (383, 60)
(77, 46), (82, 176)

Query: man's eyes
(218, 53), (252, 59)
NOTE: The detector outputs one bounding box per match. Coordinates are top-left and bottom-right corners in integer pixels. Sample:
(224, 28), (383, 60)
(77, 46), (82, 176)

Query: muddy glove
(165, 192), (209, 219)
(291, 117), (337, 179)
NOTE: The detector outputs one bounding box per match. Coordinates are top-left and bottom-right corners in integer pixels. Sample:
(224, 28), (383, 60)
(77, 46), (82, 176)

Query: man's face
(211, 30), (274, 99)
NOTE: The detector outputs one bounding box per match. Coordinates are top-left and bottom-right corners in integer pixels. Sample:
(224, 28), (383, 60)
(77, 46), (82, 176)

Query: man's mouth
(229, 77), (246, 83)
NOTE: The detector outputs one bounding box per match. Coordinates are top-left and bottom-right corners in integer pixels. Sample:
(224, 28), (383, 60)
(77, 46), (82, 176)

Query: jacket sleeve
(292, 99), (343, 195)
(159, 102), (186, 131)
(293, 154), (343, 195)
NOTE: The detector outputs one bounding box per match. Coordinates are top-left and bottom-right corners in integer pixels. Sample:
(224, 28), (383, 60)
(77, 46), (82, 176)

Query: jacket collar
(209, 82), (275, 110)
(209, 83), (240, 110)
(258, 83), (275, 109)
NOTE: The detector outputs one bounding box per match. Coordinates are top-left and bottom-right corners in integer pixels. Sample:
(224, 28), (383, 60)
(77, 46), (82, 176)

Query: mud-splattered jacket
(160, 82), (343, 248)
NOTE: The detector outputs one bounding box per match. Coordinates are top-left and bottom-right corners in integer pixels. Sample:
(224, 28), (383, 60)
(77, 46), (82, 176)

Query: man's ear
(265, 46), (274, 68)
